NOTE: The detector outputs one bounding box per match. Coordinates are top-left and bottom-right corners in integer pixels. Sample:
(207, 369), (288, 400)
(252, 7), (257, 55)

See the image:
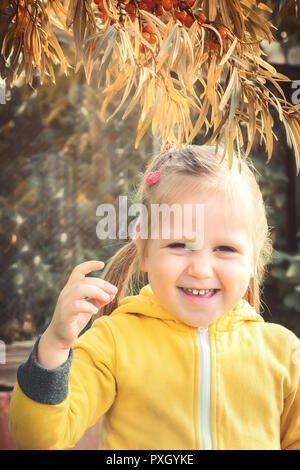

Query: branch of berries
(93, 0), (228, 52)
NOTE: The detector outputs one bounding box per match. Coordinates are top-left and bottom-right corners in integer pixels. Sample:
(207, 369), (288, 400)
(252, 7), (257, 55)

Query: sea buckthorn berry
(184, 14), (194, 28)
(196, 13), (207, 24)
(218, 29), (227, 39)
(162, 0), (172, 11)
(148, 33), (157, 44)
(174, 11), (186, 22)
(129, 13), (136, 21)
(94, 0), (99, 4)
(99, 11), (109, 21)
(172, 0), (180, 5)
(125, 3), (135, 13)
(144, 24), (153, 34)
(156, 5), (164, 15)
(142, 31), (151, 41)
(185, 0), (195, 6)
(98, 0), (108, 12)
(209, 39), (219, 50)
(139, 2), (151, 11)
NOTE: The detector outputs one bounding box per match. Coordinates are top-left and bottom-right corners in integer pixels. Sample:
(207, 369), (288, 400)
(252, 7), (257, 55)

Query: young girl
(9, 145), (300, 450)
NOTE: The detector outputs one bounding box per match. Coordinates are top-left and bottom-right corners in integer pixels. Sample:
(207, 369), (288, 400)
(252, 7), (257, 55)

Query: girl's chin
(176, 311), (223, 328)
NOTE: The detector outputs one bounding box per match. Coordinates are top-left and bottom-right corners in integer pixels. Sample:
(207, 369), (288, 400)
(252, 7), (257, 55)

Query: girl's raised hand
(38, 261), (118, 367)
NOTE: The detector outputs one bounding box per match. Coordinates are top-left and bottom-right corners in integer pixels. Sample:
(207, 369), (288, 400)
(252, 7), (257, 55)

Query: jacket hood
(111, 284), (264, 332)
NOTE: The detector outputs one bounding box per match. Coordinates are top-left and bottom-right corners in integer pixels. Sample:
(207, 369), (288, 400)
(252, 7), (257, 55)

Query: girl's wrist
(37, 329), (71, 370)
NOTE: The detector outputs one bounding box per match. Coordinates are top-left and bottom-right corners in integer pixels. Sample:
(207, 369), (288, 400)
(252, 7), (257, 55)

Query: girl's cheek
(164, 256), (187, 273)
(218, 260), (249, 278)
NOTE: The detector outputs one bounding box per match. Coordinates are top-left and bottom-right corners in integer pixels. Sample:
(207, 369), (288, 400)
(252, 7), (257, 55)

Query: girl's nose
(186, 252), (214, 279)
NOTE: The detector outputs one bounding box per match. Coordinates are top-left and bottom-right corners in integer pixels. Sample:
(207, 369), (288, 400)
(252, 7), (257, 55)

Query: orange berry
(209, 39), (219, 50)
(94, 0), (99, 4)
(218, 29), (227, 40)
(156, 5), (164, 15)
(185, 0), (195, 6)
(172, 0), (180, 5)
(139, 2), (151, 11)
(184, 14), (194, 28)
(142, 31), (151, 41)
(98, 0), (109, 12)
(162, 0), (172, 11)
(174, 11), (186, 22)
(125, 3), (135, 13)
(148, 33), (157, 44)
(144, 24), (153, 34)
(129, 13), (136, 21)
(100, 11), (109, 21)
(196, 13), (207, 24)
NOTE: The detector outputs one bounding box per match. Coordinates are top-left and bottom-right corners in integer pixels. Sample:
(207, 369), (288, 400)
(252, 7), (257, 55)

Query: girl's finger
(72, 299), (100, 315)
(71, 284), (113, 302)
(81, 276), (118, 294)
(66, 261), (105, 286)
(84, 298), (108, 309)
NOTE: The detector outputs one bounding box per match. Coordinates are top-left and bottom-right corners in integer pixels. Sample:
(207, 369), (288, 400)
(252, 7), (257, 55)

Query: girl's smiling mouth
(177, 287), (220, 303)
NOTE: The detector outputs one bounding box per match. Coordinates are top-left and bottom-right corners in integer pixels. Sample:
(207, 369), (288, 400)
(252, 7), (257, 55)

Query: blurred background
(0, 2), (299, 349)
(0, 0), (299, 450)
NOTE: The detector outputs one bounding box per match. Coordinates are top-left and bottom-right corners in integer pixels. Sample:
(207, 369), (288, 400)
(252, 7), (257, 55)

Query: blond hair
(100, 145), (273, 316)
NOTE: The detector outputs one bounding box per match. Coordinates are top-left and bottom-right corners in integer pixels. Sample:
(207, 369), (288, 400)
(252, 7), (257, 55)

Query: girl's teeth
(183, 288), (214, 296)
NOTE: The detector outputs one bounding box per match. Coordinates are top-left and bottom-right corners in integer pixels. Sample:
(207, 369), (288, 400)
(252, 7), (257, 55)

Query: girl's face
(137, 189), (255, 328)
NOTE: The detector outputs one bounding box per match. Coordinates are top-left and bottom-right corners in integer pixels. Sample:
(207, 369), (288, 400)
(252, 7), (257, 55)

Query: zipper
(196, 326), (212, 450)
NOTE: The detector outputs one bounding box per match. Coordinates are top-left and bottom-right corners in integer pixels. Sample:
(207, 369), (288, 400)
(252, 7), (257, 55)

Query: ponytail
(243, 233), (272, 314)
(99, 240), (141, 317)
(243, 277), (260, 314)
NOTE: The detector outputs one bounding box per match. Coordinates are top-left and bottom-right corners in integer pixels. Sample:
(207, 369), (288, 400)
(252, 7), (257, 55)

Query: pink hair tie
(146, 143), (176, 186)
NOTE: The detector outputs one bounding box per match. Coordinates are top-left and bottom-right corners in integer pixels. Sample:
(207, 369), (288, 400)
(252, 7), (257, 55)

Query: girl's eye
(167, 244), (236, 252)
(168, 243), (187, 249)
(216, 246), (236, 252)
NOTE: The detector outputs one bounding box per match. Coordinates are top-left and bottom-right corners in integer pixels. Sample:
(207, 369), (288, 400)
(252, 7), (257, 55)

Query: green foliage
(250, 135), (300, 336)
(0, 58), (154, 343)
(271, 250), (300, 311)
(0, 13), (299, 342)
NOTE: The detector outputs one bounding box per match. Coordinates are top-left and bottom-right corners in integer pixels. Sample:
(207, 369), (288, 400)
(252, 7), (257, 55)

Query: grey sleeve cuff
(17, 335), (74, 405)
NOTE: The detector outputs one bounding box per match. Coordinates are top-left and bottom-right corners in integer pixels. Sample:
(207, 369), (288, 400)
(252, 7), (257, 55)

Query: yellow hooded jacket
(9, 284), (300, 450)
